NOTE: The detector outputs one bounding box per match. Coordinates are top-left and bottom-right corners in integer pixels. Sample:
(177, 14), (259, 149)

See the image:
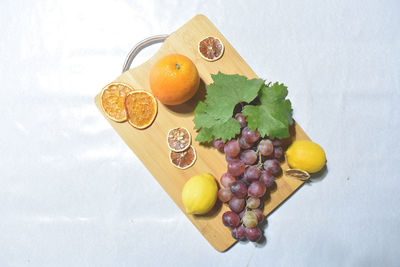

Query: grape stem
(257, 151), (263, 168)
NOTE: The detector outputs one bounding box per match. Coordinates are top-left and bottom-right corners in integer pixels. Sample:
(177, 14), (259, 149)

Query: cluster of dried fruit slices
(100, 83), (157, 129)
(167, 127), (196, 169)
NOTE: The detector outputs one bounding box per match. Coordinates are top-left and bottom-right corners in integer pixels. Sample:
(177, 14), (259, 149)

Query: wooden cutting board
(94, 14), (308, 252)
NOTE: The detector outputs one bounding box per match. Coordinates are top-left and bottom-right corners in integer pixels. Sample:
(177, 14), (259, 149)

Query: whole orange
(149, 54), (200, 105)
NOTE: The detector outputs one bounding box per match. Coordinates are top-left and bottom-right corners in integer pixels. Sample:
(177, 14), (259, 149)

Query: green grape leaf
(211, 118), (241, 142)
(193, 73), (293, 143)
(194, 118), (241, 143)
(193, 73), (263, 142)
(242, 82), (293, 139)
(195, 127), (214, 143)
(205, 72), (265, 120)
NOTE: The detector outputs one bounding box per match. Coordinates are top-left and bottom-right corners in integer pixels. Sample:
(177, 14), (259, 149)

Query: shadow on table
(306, 165), (329, 185)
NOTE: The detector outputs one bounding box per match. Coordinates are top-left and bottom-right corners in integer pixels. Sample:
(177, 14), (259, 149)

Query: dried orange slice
(100, 82), (133, 122)
(284, 169), (311, 181)
(170, 146), (196, 169)
(198, 37), (224, 61)
(124, 90), (157, 129)
(167, 127), (191, 152)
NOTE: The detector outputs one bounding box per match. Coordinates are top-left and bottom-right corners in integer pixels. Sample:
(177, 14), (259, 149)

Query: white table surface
(1, 0), (399, 266)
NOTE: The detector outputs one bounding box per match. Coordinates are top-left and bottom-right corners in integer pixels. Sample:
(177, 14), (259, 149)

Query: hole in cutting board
(130, 43), (163, 68)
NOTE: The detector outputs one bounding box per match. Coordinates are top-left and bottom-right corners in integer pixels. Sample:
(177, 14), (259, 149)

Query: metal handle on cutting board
(122, 34), (169, 73)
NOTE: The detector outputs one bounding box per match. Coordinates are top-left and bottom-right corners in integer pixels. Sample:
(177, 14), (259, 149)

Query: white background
(1, 0), (399, 266)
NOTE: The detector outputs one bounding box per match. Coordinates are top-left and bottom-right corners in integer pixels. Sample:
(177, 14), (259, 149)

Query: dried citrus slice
(100, 82), (133, 122)
(284, 169), (311, 181)
(170, 146), (196, 169)
(198, 37), (224, 61)
(167, 127), (191, 152)
(124, 90), (157, 129)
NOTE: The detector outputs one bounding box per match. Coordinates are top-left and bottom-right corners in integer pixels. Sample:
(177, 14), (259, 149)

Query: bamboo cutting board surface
(94, 14), (309, 252)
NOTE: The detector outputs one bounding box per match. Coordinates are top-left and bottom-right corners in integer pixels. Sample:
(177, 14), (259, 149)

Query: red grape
(224, 139), (241, 158)
(260, 170), (274, 187)
(228, 197), (245, 213)
(272, 138), (281, 146)
(253, 209), (264, 222)
(242, 127), (260, 143)
(239, 136), (252, 149)
(213, 139), (225, 152)
(248, 181), (266, 198)
(220, 172), (236, 188)
(263, 159), (281, 175)
(258, 139), (274, 156)
(240, 150), (258, 165)
(244, 165), (261, 181)
(228, 159), (246, 176)
(239, 209), (246, 219)
(230, 181), (247, 199)
(232, 225), (246, 240)
(218, 188), (233, 203)
(235, 113), (248, 128)
(274, 146), (283, 159)
(245, 227), (262, 242)
(222, 211), (240, 228)
(225, 154), (238, 162)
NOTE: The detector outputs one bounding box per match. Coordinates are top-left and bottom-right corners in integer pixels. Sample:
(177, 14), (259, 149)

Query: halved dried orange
(170, 146), (196, 169)
(167, 127), (191, 152)
(198, 37), (224, 61)
(124, 90), (157, 129)
(100, 82), (134, 122)
(284, 169), (311, 181)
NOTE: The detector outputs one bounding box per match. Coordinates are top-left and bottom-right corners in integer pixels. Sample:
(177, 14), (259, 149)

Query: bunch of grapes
(214, 113), (283, 242)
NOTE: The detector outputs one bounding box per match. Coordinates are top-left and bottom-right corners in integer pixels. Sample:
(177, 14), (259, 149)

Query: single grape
(225, 154), (238, 162)
(263, 159), (281, 175)
(242, 127), (260, 143)
(228, 159), (246, 176)
(235, 113), (248, 128)
(230, 181), (248, 199)
(244, 166), (261, 182)
(213, 139), (225, 152)
(274, 146), (283, 159)
(240, 150), (258, 165)
(222, 211), (240, 228)
(243, 210), (258, 228)
(228, 197), (245, 213)
(218, 188), (233, 203)
(259, 170), (274, 187)
(232, 225), (246, 240)
(253, 209), (264, 222)
(248, 181), (267, 198)
(245, 227), (262, 242)
(258, 139), (274, 156)
(239, 136), (252, 149)
(224, 139), (241, 158)
(246, 197), (261, 209)
(238, 209), (246, 219)
(220, 172), (236, 188)
(272, 138), (281, 147)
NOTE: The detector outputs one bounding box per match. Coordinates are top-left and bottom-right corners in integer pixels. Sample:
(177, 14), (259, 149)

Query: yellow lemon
(286, 140), (326, 173)
(182, 173), (218, 215)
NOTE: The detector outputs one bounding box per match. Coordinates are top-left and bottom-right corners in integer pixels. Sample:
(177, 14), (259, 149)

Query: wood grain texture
(94, 14), (309, 252)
